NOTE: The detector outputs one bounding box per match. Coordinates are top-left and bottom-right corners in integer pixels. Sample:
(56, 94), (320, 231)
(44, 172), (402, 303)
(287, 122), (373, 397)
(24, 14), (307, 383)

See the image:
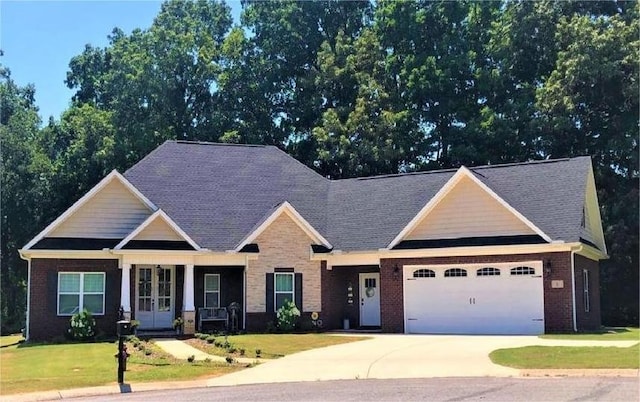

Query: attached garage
(403, 261), (544, 335)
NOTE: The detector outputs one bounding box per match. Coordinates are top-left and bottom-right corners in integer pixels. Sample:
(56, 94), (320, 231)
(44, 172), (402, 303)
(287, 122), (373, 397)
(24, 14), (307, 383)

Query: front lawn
(539, 327), (639, 341)
(188, 333), (370, 359)
(0, 338), (241, 395)
(490, 343), (640, 369)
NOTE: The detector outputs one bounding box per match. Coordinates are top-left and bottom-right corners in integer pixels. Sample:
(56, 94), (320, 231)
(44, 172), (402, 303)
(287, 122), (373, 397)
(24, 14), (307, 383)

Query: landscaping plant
(68, 310), (96, 341)
(276, 300), (300, 332)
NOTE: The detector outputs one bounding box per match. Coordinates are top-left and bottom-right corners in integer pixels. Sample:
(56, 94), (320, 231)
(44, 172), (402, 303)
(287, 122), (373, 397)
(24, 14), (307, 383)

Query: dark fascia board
(579, 237), (600, 251)
(122, 240), (196, 250)
(238, 243), (260, 253)
(311, 244), (332, 253)
(392, 235), (547, 250)
(31, 237), (121, 250)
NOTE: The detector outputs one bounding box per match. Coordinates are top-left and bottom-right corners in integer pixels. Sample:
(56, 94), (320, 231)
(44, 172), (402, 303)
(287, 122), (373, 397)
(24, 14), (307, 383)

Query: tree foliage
(2, 0), (637, 332)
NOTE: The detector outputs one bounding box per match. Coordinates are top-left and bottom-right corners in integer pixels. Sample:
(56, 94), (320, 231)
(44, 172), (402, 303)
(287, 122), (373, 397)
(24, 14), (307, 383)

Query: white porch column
(183, 264), (196, 334)
(183, 264), (195, 311)
(121, 263), (131, 318)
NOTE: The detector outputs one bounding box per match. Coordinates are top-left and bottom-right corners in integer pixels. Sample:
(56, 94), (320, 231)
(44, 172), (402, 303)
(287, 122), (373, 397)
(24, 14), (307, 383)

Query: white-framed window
(204, 274), (220, 308)
(413, 269), (435, 278)
(58, 272), (105, 315)
(583, 269), (590, 312)
(477, 267), (501, 276)
(444, 268), (467, 277)
(274, 273), (294, 311)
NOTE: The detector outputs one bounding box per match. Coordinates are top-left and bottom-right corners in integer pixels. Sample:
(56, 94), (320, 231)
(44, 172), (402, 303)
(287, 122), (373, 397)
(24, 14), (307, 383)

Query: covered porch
(117, 253), (251, 334)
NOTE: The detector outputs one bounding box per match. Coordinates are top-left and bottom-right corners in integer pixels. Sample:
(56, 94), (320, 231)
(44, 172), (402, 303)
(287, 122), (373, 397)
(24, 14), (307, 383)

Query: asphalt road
(75, 377), (638, 402)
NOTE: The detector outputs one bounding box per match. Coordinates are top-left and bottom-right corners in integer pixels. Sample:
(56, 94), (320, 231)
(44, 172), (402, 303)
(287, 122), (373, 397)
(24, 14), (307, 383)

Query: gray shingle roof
(124, 141), (591, 251)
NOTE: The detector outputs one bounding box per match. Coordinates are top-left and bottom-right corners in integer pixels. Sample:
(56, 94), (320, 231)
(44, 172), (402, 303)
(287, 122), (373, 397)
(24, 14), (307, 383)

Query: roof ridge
(173, 140), (268, 148)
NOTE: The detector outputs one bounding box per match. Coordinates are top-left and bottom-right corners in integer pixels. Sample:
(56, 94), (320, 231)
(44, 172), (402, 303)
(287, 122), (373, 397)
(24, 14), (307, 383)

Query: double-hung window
(204, 274), (220, 308)
(58, 272), (105, 315)
(274, 273), (294, 311)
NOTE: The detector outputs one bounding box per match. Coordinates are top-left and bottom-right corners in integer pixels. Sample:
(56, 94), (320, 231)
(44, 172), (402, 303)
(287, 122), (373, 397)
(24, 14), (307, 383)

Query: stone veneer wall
(246, 213), (322, 313)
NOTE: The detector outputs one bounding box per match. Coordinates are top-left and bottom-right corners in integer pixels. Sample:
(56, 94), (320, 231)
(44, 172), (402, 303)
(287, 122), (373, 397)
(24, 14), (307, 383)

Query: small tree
(276, 300), (300, 332)
(68, 309), (96, 341)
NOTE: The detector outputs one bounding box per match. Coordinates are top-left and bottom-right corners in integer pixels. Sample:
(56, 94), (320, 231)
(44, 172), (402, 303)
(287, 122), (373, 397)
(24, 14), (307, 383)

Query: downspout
(19, 251), (31, 341)
(570, 245), (583, 332)
(243, 255), (248, 331)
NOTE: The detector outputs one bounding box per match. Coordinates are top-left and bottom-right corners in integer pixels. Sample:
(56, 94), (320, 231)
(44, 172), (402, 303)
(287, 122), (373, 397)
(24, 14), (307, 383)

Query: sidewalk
(152, 338), (262, 364)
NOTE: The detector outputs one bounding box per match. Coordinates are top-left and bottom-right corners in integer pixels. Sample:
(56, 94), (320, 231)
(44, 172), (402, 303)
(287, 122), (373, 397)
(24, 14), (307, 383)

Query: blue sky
(1, 1), (242, 122)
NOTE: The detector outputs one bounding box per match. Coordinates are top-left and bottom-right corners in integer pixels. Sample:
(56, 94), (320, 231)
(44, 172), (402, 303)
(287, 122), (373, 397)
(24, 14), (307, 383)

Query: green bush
(187, 355), (195, 362)
(206, 335), (216, 344)
(276, 300), (300, 332)
(68, 310), (96, 341)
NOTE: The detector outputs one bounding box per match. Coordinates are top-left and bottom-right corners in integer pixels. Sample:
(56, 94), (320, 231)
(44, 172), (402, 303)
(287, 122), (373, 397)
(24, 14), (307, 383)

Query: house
(19, 141), (607, 340)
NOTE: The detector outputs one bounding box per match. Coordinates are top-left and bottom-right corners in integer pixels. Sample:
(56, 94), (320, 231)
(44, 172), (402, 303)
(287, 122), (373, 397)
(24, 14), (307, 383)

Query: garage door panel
(403, 263), (544, 335)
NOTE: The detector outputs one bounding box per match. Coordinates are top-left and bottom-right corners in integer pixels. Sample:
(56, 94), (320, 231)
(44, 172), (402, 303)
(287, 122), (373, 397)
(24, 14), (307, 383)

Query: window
(510, 266), (535, 276)
(444, 268), (467, 277)
(583, 270), (590, 312)
(477, 267), (501, 276)
(58, 272), (105, 315)
(204, 274), (220, 308)
(274, 273), (294, 311)
(413, 269), (435, 278)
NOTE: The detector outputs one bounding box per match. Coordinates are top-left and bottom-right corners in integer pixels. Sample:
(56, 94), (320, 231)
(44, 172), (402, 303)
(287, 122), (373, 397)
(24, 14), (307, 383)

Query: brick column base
(183, 311), (196, 335)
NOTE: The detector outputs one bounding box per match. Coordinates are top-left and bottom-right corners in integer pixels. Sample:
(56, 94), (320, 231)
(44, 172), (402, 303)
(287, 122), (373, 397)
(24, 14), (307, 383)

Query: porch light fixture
(156, 265), (162, 276)
(393, 264), (400, 278)
(544, 260), (552, 276)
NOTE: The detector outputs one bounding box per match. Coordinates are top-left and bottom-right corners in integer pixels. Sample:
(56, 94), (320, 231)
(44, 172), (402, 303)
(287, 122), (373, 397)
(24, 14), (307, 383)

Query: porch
(119, 262), (245, 334)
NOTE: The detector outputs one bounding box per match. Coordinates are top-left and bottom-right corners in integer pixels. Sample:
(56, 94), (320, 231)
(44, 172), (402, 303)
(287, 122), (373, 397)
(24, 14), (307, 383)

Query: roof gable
(580, 165), (607, 254)
(387, 166), (552, 249)
(115, 210), (201, 250)
(23, 171), (156, 250)
(235, 201), (332, 251)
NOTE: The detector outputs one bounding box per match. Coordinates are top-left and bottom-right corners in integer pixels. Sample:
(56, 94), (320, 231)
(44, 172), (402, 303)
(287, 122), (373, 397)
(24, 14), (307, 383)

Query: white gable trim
(387, 166), (552, 249)
(235, 201), (332, 251)
(114, 209), (201, 251)
(584, 165), (608, 256)
(22, 171), (157, 250)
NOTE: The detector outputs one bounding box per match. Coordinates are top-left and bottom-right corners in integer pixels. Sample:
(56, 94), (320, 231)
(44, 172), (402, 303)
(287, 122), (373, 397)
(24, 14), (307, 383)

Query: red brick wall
(380, 252), (575, 333)
(574, 254), (601, 331)
(320, 262), (379, 329)
(29, 259), (120, 341)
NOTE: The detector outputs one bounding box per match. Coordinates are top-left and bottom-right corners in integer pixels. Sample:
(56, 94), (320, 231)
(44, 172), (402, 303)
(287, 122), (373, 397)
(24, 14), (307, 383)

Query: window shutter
(266, 273), (274, 312)
(48, 272), (58, 314)
(295, 273), (303, 311)
(105, 270), (118, 314)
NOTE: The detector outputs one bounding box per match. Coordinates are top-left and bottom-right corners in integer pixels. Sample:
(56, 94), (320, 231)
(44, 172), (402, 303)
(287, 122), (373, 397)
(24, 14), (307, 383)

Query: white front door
(136, 265), (174, 329)
(360, 273), (381, 326)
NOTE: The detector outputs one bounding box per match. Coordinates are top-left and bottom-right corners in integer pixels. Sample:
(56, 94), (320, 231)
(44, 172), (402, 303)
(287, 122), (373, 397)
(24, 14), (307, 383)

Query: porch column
(183, 264), (196, 334)
(121, 263), (131, 320)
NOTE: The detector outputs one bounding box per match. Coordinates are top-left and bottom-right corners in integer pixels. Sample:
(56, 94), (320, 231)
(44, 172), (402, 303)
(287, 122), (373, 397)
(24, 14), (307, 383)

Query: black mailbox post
(116, 320), (132, 383)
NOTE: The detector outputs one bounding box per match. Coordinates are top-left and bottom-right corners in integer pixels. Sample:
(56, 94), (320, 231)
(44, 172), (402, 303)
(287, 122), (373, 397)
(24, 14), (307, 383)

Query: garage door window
(444, 268), (467, 277)
(510, 266), (535, 276)
(477, 267), (500, 276)
(413, 269), (435, 278)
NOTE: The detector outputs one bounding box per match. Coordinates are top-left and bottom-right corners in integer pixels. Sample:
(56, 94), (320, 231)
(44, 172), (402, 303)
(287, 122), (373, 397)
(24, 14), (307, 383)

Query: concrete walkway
(153, 338), (261, 364)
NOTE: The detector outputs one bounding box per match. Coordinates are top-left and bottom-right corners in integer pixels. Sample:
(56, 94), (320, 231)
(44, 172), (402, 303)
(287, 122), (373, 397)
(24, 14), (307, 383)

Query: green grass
(539, 327), (639, 341)
(0, 339), (241, 395)
(490, 343), (640, 369)
(188, 333), (370, 359)
(0, 334), (24, 347)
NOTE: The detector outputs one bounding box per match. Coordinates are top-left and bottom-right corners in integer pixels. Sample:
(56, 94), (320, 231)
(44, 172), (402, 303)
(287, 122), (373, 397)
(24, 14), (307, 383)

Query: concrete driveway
(206, 334), (637, 387)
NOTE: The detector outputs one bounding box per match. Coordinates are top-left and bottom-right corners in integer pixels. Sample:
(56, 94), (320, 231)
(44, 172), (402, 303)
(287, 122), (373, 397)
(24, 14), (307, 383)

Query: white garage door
(403, 261), (544, 335)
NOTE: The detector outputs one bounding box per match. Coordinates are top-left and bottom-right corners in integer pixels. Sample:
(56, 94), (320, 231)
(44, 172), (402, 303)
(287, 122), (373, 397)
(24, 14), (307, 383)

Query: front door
(136, 265), (174, 329)
(359, 273), (381, 326)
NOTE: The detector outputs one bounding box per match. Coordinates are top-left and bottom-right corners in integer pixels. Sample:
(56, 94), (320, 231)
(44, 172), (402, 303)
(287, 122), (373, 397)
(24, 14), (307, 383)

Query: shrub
(68, 310), (96, 341)
(227, 347), (237, 354)
(276, 300), (300, 332)
(214, 340), (223, 348)
(206, 336), (216, 344)
(187, 355), (195, 363)
(144, 349), (152, 356)
(255, 349), (262, 357)
(198, 333), (209, 340)
(239, 348), (245, 356)
(225, 356), (235, 364)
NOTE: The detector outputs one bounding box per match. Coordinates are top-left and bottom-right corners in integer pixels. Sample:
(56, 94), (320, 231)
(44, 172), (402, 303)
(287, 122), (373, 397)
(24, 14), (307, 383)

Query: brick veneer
(29, 259), (121, 341)
(379, 252), (575, 333)
(574, 254), (601, 331)
(321, 262), (379, 329)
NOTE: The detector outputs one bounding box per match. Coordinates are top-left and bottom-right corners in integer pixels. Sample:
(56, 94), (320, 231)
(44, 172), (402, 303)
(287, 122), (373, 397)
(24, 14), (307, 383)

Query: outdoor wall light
(544, 260), (552, 276)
